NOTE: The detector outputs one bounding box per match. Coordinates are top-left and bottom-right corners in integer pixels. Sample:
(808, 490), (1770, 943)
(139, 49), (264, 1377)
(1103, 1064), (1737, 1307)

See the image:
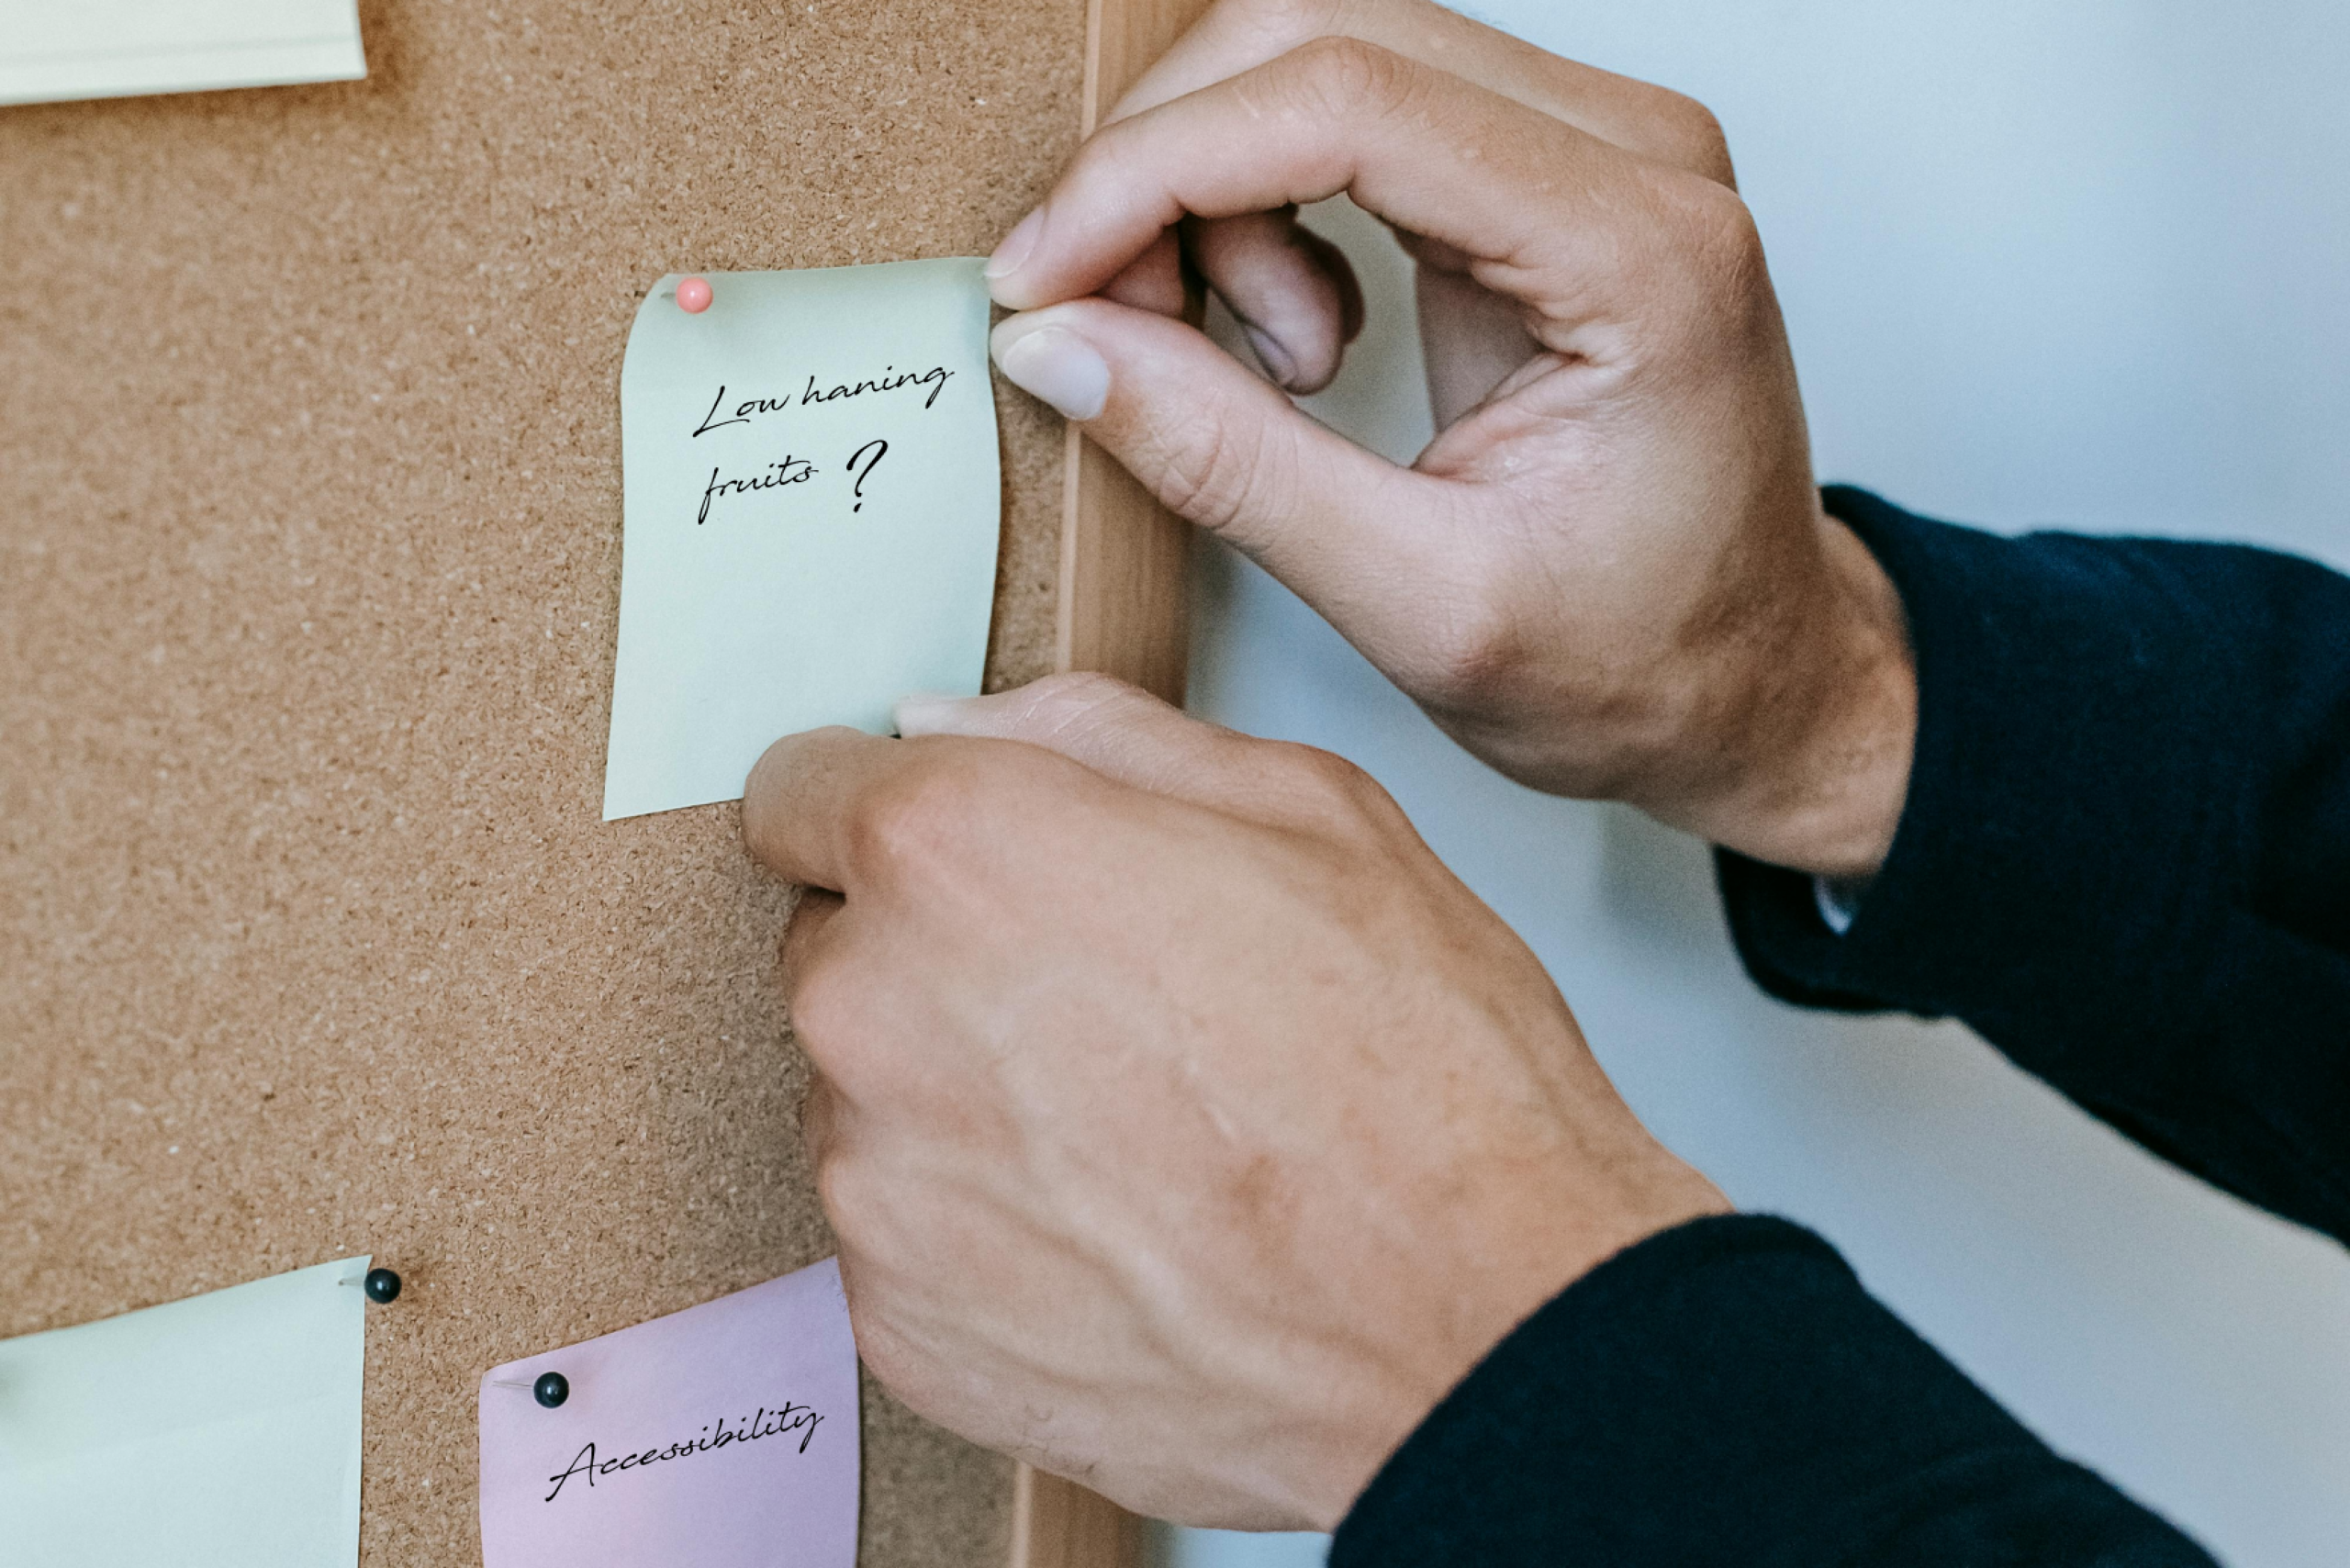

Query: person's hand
(984, 0), (1914, 879)
(743, 674), (1729, 1529)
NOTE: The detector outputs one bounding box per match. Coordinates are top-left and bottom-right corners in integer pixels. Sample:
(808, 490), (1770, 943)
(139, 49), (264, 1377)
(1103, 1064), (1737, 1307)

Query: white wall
(1158, 5), (2350, 1565)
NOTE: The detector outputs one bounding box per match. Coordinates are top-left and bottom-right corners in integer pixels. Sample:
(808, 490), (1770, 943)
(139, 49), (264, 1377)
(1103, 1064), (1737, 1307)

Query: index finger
(1110, 0), (1736, 187)
(988, 40), (1684, 340)
(742, 726), (907, 892)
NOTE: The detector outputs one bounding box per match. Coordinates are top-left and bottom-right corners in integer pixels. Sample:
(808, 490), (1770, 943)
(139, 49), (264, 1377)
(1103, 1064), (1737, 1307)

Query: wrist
(1666, 501), (1916, 876)
(1758, 507), (1915, 876)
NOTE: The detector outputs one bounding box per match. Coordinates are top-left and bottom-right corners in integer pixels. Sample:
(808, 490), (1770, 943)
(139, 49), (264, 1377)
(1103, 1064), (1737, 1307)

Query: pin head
(533, 1371), (570, 1408)
(363, 1268), (402, 1304)
(676, 275), (712, 314)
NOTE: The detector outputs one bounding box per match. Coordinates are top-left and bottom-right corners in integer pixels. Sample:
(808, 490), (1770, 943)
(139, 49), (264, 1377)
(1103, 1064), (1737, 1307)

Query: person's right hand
(744, 674), (1729, 1529)
(985, 0), (1915, 879)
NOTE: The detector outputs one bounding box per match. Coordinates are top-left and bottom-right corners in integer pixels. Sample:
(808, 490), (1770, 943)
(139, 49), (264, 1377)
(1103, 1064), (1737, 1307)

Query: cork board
(0, 0), (1089, 1562)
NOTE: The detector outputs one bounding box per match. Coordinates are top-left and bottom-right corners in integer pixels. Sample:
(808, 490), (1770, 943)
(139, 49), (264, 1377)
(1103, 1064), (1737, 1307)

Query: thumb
(897, 674), (1391, 835)
(895, 672), (1259, 808)
(990, 299), (1464, 645)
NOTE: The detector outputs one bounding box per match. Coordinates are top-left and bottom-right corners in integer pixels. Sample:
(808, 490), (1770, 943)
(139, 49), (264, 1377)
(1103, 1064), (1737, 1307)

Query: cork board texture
(0, 0), (1085, 1562)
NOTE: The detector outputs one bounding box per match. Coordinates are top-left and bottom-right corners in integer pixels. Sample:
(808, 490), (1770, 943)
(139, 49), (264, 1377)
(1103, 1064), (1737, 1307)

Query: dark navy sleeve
(1718, 487), (2350, 1246)
(1333, 490), (2350, 1564)
(1330, 1216), (2215, 1567)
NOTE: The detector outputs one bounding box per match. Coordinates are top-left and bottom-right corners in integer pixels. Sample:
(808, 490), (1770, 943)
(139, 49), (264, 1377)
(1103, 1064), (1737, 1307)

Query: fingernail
(985, 207), (1044, 282)
(1240, 323), (1298, 390)
(892, 692), (973, 736)
(992, 324), (1109, 421)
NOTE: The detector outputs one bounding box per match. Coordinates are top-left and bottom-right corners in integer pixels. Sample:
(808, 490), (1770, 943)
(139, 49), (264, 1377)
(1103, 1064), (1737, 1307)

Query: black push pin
(492, 1370), (571, 1408)
(341, 1266), (402, 1303)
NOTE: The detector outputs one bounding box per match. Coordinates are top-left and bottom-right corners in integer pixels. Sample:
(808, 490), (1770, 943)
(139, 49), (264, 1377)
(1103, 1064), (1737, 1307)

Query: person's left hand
(981, 0), (1917, 879)
(742, 673), (1727, 1529)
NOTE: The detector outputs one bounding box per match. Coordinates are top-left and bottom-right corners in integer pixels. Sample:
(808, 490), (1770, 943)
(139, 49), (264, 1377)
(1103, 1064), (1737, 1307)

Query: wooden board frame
(1053, 0), (1201, 708)
(1016, 0), (1212, 1562)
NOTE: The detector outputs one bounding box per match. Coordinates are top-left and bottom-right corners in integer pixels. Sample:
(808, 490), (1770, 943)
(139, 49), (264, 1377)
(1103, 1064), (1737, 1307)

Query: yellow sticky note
(0, 1256), (369, 1566)
(602, 260), (1002, 822)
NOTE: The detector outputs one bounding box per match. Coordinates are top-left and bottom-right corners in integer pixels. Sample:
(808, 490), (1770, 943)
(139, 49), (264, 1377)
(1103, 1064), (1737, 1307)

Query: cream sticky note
(479, 1257), (859, 1568)
(0, 1255), (368, 1566)
(0, 1), (365, 107)
(603, 259), (1001, 821)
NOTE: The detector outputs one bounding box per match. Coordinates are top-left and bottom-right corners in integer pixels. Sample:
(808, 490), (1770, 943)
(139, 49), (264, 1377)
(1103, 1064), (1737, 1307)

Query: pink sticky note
(479, 1257), (859, 1568)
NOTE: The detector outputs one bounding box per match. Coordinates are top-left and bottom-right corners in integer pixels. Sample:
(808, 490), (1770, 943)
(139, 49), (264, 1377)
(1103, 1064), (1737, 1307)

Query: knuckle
(845, 754), (992, 872)
(784, 958), (856, 1053)
(1637, 172), (1770, 334)
(1003, 672), (1176, 759)
(1147, 389), (1297, 541)
(1281, 34), (1421, 120)
(1693, 179), (1764, 263)
(1686, 184), (1770, 309)
(1292, 744), (1377, 804)
(1221, 0), (1346, 49)
(1274, 742), (1403, 831)
(1014, 670), (1140, 731)
(842, 1306), (928, 1416)
(812, 1145), (882, 1241)
(1651, 88), (1737, 187)
(1412, 587), (1528, 709)
(1148, 401), (1259, 531)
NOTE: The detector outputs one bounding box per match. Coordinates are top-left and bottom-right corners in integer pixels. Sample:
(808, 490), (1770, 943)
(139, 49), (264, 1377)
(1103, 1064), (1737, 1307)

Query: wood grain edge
(1056, 420), (1192, 701)
(1010, 1467), (1149, 1568)
(1014, 0), (1213, 1562)
(1049, 0), (1203, 708)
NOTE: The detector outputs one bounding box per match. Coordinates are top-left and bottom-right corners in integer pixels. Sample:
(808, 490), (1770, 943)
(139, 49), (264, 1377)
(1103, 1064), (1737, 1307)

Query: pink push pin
(676, 275), (712, 314)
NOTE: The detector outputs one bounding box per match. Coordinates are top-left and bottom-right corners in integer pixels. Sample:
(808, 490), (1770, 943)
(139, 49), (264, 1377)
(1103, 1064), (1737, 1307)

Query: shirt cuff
(1813, 873), (1867, 935)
